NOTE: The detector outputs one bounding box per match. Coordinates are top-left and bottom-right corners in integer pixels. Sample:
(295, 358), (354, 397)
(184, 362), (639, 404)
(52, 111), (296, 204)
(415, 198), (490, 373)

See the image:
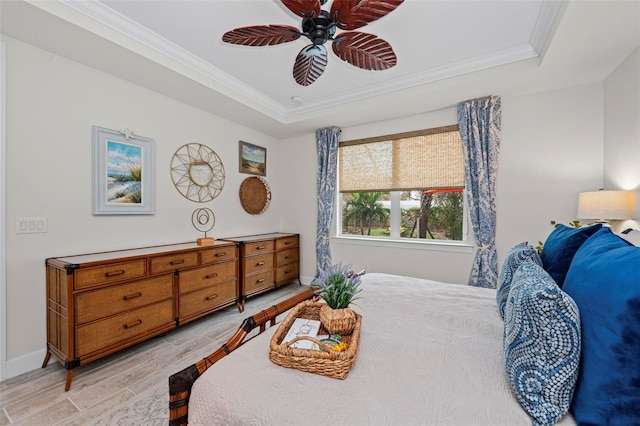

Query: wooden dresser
(221, 233), (300, 310)
(44, 240), (238, 391)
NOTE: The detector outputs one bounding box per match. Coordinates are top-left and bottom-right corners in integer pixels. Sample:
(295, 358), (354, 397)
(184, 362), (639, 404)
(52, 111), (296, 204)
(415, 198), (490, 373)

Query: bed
(169, 226), (640, 426)
(171, 272), (578, 425)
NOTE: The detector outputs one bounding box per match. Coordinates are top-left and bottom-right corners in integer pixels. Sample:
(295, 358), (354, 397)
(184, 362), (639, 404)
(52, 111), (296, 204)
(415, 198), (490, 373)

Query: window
(337, 125), (465, 242)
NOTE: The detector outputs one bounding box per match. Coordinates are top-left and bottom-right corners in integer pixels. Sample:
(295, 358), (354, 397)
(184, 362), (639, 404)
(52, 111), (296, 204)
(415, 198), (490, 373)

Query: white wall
(3, 37), (284, 377)
(604, 46), (640, 230)
(498, 85), (604, 245)
(280, 83), (605, 285)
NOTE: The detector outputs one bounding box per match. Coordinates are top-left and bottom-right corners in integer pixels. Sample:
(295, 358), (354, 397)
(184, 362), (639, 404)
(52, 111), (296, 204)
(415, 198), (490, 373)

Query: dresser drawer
(244, 269), (275, 294)
(75, 275), (174, 325)
(244, 240), (274, 256)
(74, 260), (147, 290)
(200, 246), (236, 264)
(179, 261), (237, 294)
(275, 235), (299, 250)
(150, 251), (199, 275)
(243, 253), (274, 275)
(276, 263), (299, 284)
(75, 300), (174, 357)
(276, 248), (298, 266)
(179, 280), (237, 319)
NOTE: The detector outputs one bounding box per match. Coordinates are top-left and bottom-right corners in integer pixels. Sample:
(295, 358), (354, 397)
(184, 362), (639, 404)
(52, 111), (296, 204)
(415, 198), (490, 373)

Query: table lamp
(576, 189), (632, 224)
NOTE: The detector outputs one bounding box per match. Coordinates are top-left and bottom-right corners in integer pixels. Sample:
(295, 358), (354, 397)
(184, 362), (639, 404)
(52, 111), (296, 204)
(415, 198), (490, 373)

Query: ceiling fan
(222, 0), (404, 86)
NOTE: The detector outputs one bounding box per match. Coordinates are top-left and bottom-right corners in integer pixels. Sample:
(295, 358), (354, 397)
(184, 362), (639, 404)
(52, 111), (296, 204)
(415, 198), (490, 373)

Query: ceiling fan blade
(222, 25), (301, 46)
(330, 0), (404, 30)
(332, 31), (397, 70)
(281, 0), (321, 18)
(293, 44), (328, 86)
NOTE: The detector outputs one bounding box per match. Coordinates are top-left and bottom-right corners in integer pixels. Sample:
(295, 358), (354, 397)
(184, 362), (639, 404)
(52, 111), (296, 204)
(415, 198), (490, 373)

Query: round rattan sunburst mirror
(170, 143), (225, 203)
(239, 176), (271, 214)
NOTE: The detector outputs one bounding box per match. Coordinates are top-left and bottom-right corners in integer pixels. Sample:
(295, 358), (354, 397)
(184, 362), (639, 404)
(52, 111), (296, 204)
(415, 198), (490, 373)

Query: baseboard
(5, 348), (47, 379)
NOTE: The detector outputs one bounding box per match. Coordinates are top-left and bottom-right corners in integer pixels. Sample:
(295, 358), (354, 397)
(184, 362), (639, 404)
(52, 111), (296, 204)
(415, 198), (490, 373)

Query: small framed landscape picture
(92, 125), (155, 215)
(239, 141), (266, 176)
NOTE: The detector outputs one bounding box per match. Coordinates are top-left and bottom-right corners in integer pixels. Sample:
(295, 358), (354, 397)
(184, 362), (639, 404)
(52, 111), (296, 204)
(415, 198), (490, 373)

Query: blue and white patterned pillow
(503, 260), (581, 426)
(496, 242), (542, 319)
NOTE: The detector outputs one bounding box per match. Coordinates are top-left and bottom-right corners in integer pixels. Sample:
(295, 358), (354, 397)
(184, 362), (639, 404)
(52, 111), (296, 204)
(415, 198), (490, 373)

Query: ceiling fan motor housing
(302, 10), (336, 46)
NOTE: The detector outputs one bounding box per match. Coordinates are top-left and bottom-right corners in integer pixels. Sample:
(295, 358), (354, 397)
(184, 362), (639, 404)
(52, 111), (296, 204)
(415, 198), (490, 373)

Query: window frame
(335, 126), (471, 251)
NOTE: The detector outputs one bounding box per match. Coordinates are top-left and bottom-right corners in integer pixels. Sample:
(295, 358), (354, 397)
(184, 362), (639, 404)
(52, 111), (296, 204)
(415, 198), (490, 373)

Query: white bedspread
(188, 273), (576, 426)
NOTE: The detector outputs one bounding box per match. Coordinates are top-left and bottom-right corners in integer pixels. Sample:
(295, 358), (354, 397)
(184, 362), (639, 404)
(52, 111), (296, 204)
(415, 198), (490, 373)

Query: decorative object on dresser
(43, 240), (239, 391)
(170, 143), (225, 202)
(238, 176), (271, 214)
(238, 141), (266, 176)
(192, 207), (216, 246)
(92, 125), (155, 215)
(220, 233), (299, 311)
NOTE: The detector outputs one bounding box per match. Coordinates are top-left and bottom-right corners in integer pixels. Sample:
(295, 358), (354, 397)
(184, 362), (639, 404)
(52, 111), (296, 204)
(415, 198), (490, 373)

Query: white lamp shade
(576, 190), (632, 221)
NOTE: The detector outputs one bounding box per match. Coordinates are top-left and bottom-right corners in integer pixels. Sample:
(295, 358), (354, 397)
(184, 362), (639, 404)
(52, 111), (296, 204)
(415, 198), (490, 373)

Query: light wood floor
(0, 283), (307, 425)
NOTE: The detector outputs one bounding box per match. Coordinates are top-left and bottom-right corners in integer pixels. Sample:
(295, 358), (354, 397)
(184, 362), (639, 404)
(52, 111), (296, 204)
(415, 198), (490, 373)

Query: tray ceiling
(1, 1), (638, 138)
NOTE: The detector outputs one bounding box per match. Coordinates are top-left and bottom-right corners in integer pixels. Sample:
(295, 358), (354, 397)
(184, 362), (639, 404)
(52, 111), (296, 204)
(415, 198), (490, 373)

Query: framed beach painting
(92, 125), (155, 214)
(239, 141), (266, 176)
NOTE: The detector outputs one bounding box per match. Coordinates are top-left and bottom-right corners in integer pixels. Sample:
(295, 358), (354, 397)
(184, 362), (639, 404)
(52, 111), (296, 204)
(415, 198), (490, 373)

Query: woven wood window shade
(339, 125), (465, 193)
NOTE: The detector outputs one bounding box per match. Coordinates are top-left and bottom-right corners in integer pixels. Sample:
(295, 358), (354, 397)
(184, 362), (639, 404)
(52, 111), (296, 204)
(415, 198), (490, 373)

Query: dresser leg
(41, 351), (51, 368)
(65, 370), (74, 392)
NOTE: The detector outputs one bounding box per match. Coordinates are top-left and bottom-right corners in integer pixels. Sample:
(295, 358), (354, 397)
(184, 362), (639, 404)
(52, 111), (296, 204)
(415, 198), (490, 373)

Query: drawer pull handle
(105, 270), (125, 277)
(205, 273), (218, 279)
(206, 294), (219, 300)
(256, 261), (265, 266)
(256, 278), (265, 283)
(170, 259), (185, 265)
(284, 241), (291, 245)
(123, 319), (142, 329)
(256, 246), (266, 250)
(215, 252), (227, 257)
(123, 292), (142, 300)
(285, 269), (292, 274)
(284, 256), (291, 260)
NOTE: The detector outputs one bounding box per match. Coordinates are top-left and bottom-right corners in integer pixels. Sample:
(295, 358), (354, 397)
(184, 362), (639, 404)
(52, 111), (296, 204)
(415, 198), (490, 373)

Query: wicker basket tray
(269, 300), (361, 379)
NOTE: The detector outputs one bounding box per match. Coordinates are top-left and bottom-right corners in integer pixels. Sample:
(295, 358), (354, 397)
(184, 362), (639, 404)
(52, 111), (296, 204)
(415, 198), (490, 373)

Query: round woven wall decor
(239, 176), (271, 214)
(170, 143), (225, 203)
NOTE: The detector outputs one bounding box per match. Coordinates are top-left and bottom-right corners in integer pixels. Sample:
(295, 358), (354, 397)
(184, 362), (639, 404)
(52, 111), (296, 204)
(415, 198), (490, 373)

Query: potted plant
(312, 263), (363, 334)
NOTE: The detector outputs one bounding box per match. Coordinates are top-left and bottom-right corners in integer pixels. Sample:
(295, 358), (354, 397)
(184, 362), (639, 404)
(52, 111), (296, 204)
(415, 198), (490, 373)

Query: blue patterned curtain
(457, 96), (501, 288)
(315, 126), (341, 278)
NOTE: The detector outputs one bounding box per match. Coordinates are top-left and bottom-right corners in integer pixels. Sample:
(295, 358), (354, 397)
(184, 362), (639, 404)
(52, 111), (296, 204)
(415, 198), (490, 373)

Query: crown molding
(51, 0), (289, 120)
(283, 43), (539, 118)
(530, 0), (567, 60)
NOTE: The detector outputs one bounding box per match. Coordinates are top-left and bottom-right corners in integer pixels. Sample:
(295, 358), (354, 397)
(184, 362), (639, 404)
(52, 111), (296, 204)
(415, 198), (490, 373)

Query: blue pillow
(563, 227), (640, 426)
(539, 224), (602, 287)
(496, 242), (542, 319)
(503, 260), (581, 426)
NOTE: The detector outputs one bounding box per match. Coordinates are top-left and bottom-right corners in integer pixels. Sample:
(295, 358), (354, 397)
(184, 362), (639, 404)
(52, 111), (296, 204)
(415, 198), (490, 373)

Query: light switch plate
(16, 217), (47, 234)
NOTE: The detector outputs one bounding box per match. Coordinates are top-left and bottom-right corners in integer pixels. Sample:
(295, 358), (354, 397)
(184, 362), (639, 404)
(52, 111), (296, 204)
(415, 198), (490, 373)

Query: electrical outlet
(16, 217), (47, 234)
